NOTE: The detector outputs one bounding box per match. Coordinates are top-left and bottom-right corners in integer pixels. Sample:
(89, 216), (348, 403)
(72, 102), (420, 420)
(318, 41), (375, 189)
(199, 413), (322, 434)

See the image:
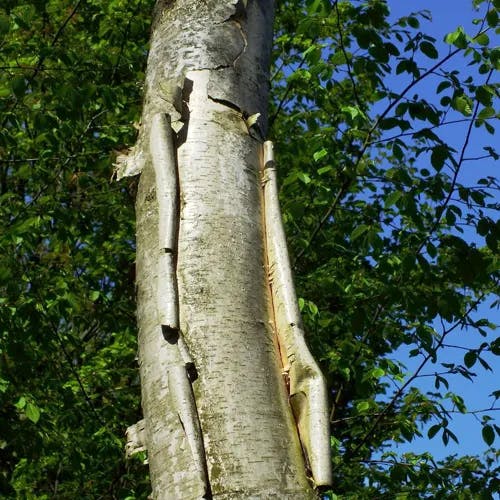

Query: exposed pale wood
(263, 140), (332, 488)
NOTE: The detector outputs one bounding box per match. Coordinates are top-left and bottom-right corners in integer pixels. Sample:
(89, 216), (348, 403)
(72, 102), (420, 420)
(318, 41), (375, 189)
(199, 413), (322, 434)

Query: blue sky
(384, 0), (499, 460)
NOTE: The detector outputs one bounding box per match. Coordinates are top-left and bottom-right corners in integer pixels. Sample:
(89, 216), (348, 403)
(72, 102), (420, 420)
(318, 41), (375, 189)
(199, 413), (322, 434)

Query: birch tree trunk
(117, 1), (328, 498)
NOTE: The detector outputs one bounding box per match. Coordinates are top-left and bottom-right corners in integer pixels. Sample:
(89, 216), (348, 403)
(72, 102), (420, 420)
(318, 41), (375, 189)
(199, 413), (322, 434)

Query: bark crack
(230, 17), (247, 67)
(207, 94), (264, 141)
(207, 95), (242, 114)
(176, 77), (193, 146)
(217, 0), (248, 67)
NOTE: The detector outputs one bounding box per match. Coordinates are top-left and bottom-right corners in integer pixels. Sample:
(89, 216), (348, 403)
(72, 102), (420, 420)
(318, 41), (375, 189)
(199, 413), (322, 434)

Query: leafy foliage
(272, 0), (499, 497)
(0, 0), (498, 498)
(0, 0), (150, 497)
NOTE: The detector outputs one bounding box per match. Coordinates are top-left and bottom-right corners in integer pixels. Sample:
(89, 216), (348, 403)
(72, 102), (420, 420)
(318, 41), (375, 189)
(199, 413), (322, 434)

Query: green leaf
(482, 424), (495, 446)
(317, 166), (332, 175)
(330, 50), (347, 65)
(393, 143), (404, 160)
(445, 428), (459, 444)
(379, 117), (410, 131)
(298, 297), (305, 311)
(427, 242), (437, 258)
(308, 301), (319, 316)
(444, 27), (468, 49)
(477, 218), (490, 236)
(431, 145), (449, 170)
(11, 77), (26, 98)
(313, 149), (328, 162)
(15, 397), (27, 410)
(445, 208), (456, 225)
(464, 351), (477, 368)
(25, 402), (41, 424)
(356, 401), (370, 413)
(486, 9), (498, 28)
(474, 33), (490, 46)
(341, 106), (365, 121)
(371, 367), (385, 378)
(478, 356), (492, 371)
(420, 41), (438, 59)
(453, 95), (473, 116)
(297, 172), (311, 184)
(351, 225), (369, 241)
(408, 16), (420, 28)
(470, 190), (485, 206)
(477, 107), (495, 120)
(476, 85), (493, 106)
(302, 45), (321, 65)
(484, 121), (495, 134)
(436, 81), (451, 93)
(489, 47), (500, 69)
(384, 191), (402, 208)
(428, 424), (441, 439)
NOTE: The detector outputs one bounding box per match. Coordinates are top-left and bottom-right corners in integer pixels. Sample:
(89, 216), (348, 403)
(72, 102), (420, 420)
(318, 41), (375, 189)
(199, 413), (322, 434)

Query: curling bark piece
(157, 252), (179, 331)
(167, 365), (209, 495)
(150, 112), (209, 494)
(263, 140), (332, 488)
(150, 113), (178, 252)
(150, 112), (193, 366)
(150, 113), (180, 330)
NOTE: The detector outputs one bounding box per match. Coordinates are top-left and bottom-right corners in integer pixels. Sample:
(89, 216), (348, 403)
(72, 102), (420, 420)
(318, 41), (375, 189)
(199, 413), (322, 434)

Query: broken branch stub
(125, 418), (147, 460)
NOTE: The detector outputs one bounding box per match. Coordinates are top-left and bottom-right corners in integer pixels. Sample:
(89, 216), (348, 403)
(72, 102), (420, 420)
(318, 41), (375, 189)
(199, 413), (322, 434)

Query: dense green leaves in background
(272, 0), (499, 497)
(0, 0), (150, 497)
(0, 0), (498, 498)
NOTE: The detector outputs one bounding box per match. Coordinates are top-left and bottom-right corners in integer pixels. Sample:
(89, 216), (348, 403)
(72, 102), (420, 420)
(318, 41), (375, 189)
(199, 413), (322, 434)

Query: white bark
(121, 1), (330, 498)
(263, 142), (332, 488)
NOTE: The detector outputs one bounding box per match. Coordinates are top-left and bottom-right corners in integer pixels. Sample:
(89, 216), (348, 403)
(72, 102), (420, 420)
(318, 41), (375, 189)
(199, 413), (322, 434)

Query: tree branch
(341, 296), (485, 463)
(293, 44), (466, 267)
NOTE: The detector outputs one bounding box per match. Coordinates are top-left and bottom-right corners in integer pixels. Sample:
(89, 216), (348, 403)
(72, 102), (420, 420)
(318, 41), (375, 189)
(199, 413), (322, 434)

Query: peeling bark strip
(151, 112), (210, 494)
(150, 114), (179, 330)
(263, 141), (332, 488)
(127, 0), (325, 498)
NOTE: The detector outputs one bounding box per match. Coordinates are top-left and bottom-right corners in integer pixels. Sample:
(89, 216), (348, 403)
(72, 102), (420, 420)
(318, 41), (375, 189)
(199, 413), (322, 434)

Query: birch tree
(1, 0), (498, 498)
(116, 0), (331, 497)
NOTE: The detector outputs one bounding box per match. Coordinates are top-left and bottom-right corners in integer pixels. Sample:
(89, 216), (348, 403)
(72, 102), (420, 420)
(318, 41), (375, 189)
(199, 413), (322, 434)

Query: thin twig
(334, 0), (362, 109)
(368, 118), (475, 145)
(293, 45), (465, 267)
(268, 40), (317, 132)
(415, 69), (493, 255)
(31, 0), (83, 82)
(331, 406), (499, 425)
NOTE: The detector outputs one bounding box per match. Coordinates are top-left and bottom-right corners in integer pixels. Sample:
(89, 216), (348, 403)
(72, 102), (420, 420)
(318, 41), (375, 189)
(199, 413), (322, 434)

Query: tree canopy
(0, 0), (498, 498)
